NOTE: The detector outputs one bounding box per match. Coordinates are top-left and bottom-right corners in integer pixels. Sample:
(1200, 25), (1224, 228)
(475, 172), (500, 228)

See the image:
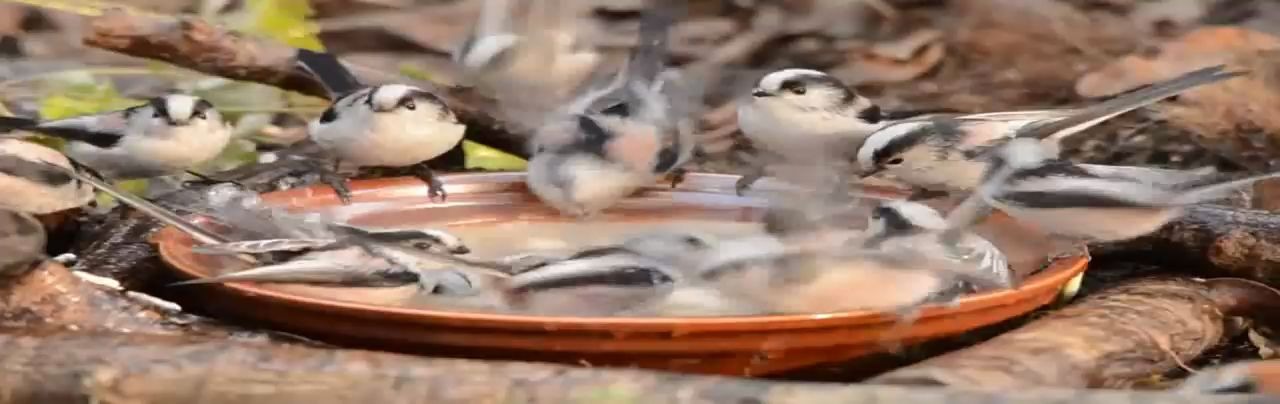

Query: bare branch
(82, 9), (529, 158)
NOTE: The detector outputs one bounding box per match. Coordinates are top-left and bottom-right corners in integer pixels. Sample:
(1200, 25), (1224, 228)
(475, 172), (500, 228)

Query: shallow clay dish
(154, 173), (1089, 376)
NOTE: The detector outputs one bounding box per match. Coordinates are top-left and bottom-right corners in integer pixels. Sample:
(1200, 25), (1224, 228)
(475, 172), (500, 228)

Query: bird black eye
(152, 111), (162, 118)
(886, 157), (905, 166)
(412, 241), (434, 250)
(681, 235), (705, 246)
(193, 111), (207, 120)
(789, 85), (806, 95)
(403, 100), (416, 110)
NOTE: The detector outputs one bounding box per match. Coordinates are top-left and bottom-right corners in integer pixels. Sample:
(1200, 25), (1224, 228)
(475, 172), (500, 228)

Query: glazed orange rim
(153, 173), (1090, 332)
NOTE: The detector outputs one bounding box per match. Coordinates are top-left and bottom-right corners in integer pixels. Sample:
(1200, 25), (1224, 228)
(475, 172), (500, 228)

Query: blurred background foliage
(1, 0), (526, 200)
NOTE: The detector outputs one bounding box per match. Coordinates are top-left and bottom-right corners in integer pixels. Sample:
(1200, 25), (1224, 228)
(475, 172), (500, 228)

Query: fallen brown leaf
(1080, 27), (1280, 172)
(1076, 26), (1280, 98)
(834, 29), (945, 84)
(868, 28), (941, 61)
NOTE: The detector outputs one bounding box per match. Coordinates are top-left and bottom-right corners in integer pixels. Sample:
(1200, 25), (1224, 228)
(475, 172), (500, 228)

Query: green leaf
(244, 0), (324, 51)
(398, 64), (434, 82)
(463, 140), (527, 171)
(38, 80), (141, 120)
(94, 178), (150, 207)
(200, 138), (262, 174)
(34, 77), (143, 151)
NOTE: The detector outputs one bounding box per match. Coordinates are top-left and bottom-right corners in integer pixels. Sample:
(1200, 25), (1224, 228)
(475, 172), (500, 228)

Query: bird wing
(994, 174), (1178, 208)
(170, 258), (415, 287)
(506, 253), (675, 292)
(1078, 164), (1218, 187)
(295, 49), (366, 98)
(190, 238), (336, 255)
(1174, 171), (1280, 205)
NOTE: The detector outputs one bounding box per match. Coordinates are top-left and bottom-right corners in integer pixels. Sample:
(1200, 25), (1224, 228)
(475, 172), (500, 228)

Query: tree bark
(0, 330), (1268, 404)
(870, 277), (1280, 389)
(1093, 205), (1280, 288)
(0, 258), (303, 343)
(81, 9), (530, 158)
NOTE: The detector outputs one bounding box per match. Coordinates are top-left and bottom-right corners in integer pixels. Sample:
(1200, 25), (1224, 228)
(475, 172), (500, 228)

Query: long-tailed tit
(501, 230), (716, 315)
(178, 247), (430, 288)
(863, 199), (1013, 291)
(734, 68), (959, 194)
(180, 198), (496, 290)
(0, 139), (95, 214)
(738, 68), (887, 159)
(192, 223), (471, 257)
(295, 49), (466, 203)
(178, 246), (477, 295)
(855, 65), (1245, 197)
(690, 196), (1015, 315)
(525, 0), (696, 218)
(0, 94), (231, 181)
(691, 229), (969, 315)
(503, 230), (715, 290)
(969, 137), (1280, 243)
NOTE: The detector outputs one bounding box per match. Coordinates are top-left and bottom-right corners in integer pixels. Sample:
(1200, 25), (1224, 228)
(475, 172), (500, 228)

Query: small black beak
(751, 88), (771, 98)
(452, 246), (471, 255)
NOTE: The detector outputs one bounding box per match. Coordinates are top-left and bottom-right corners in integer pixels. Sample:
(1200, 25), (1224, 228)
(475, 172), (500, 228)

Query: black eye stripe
(192, 99), (214, 117)
(780, 80), (805, 93)
(857, 105), (882, 123)
(319, 106), (338, 123)
(149, 97), (171, 122)
(576, 115), (610, 157)
(871, 127), (931, 167)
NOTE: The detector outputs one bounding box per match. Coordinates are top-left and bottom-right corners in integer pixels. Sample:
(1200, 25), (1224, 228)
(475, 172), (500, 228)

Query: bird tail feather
(295, 49), (365, 97)
(1175, 171), (1280, 205)
(0, 116), (37, 135)
(1018, 65), (1245, 142)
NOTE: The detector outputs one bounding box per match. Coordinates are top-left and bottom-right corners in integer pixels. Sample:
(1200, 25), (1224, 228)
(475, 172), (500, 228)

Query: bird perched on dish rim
(295, 49), (466, 204)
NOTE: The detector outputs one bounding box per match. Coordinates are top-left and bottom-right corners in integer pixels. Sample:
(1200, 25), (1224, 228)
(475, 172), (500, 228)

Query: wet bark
(82, 9), (530, 158)
(1093, 205), (1280, 288)
(68, 186), (218, 291)
(0, 330), (1268, 404)
(68, 207), (174, 291)
(870, 277), (1280, 389)
(0, 258), (301, 343)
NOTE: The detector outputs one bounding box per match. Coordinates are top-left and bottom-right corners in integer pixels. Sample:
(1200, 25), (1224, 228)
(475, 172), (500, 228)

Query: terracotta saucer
(153, 172), (1089, 376)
